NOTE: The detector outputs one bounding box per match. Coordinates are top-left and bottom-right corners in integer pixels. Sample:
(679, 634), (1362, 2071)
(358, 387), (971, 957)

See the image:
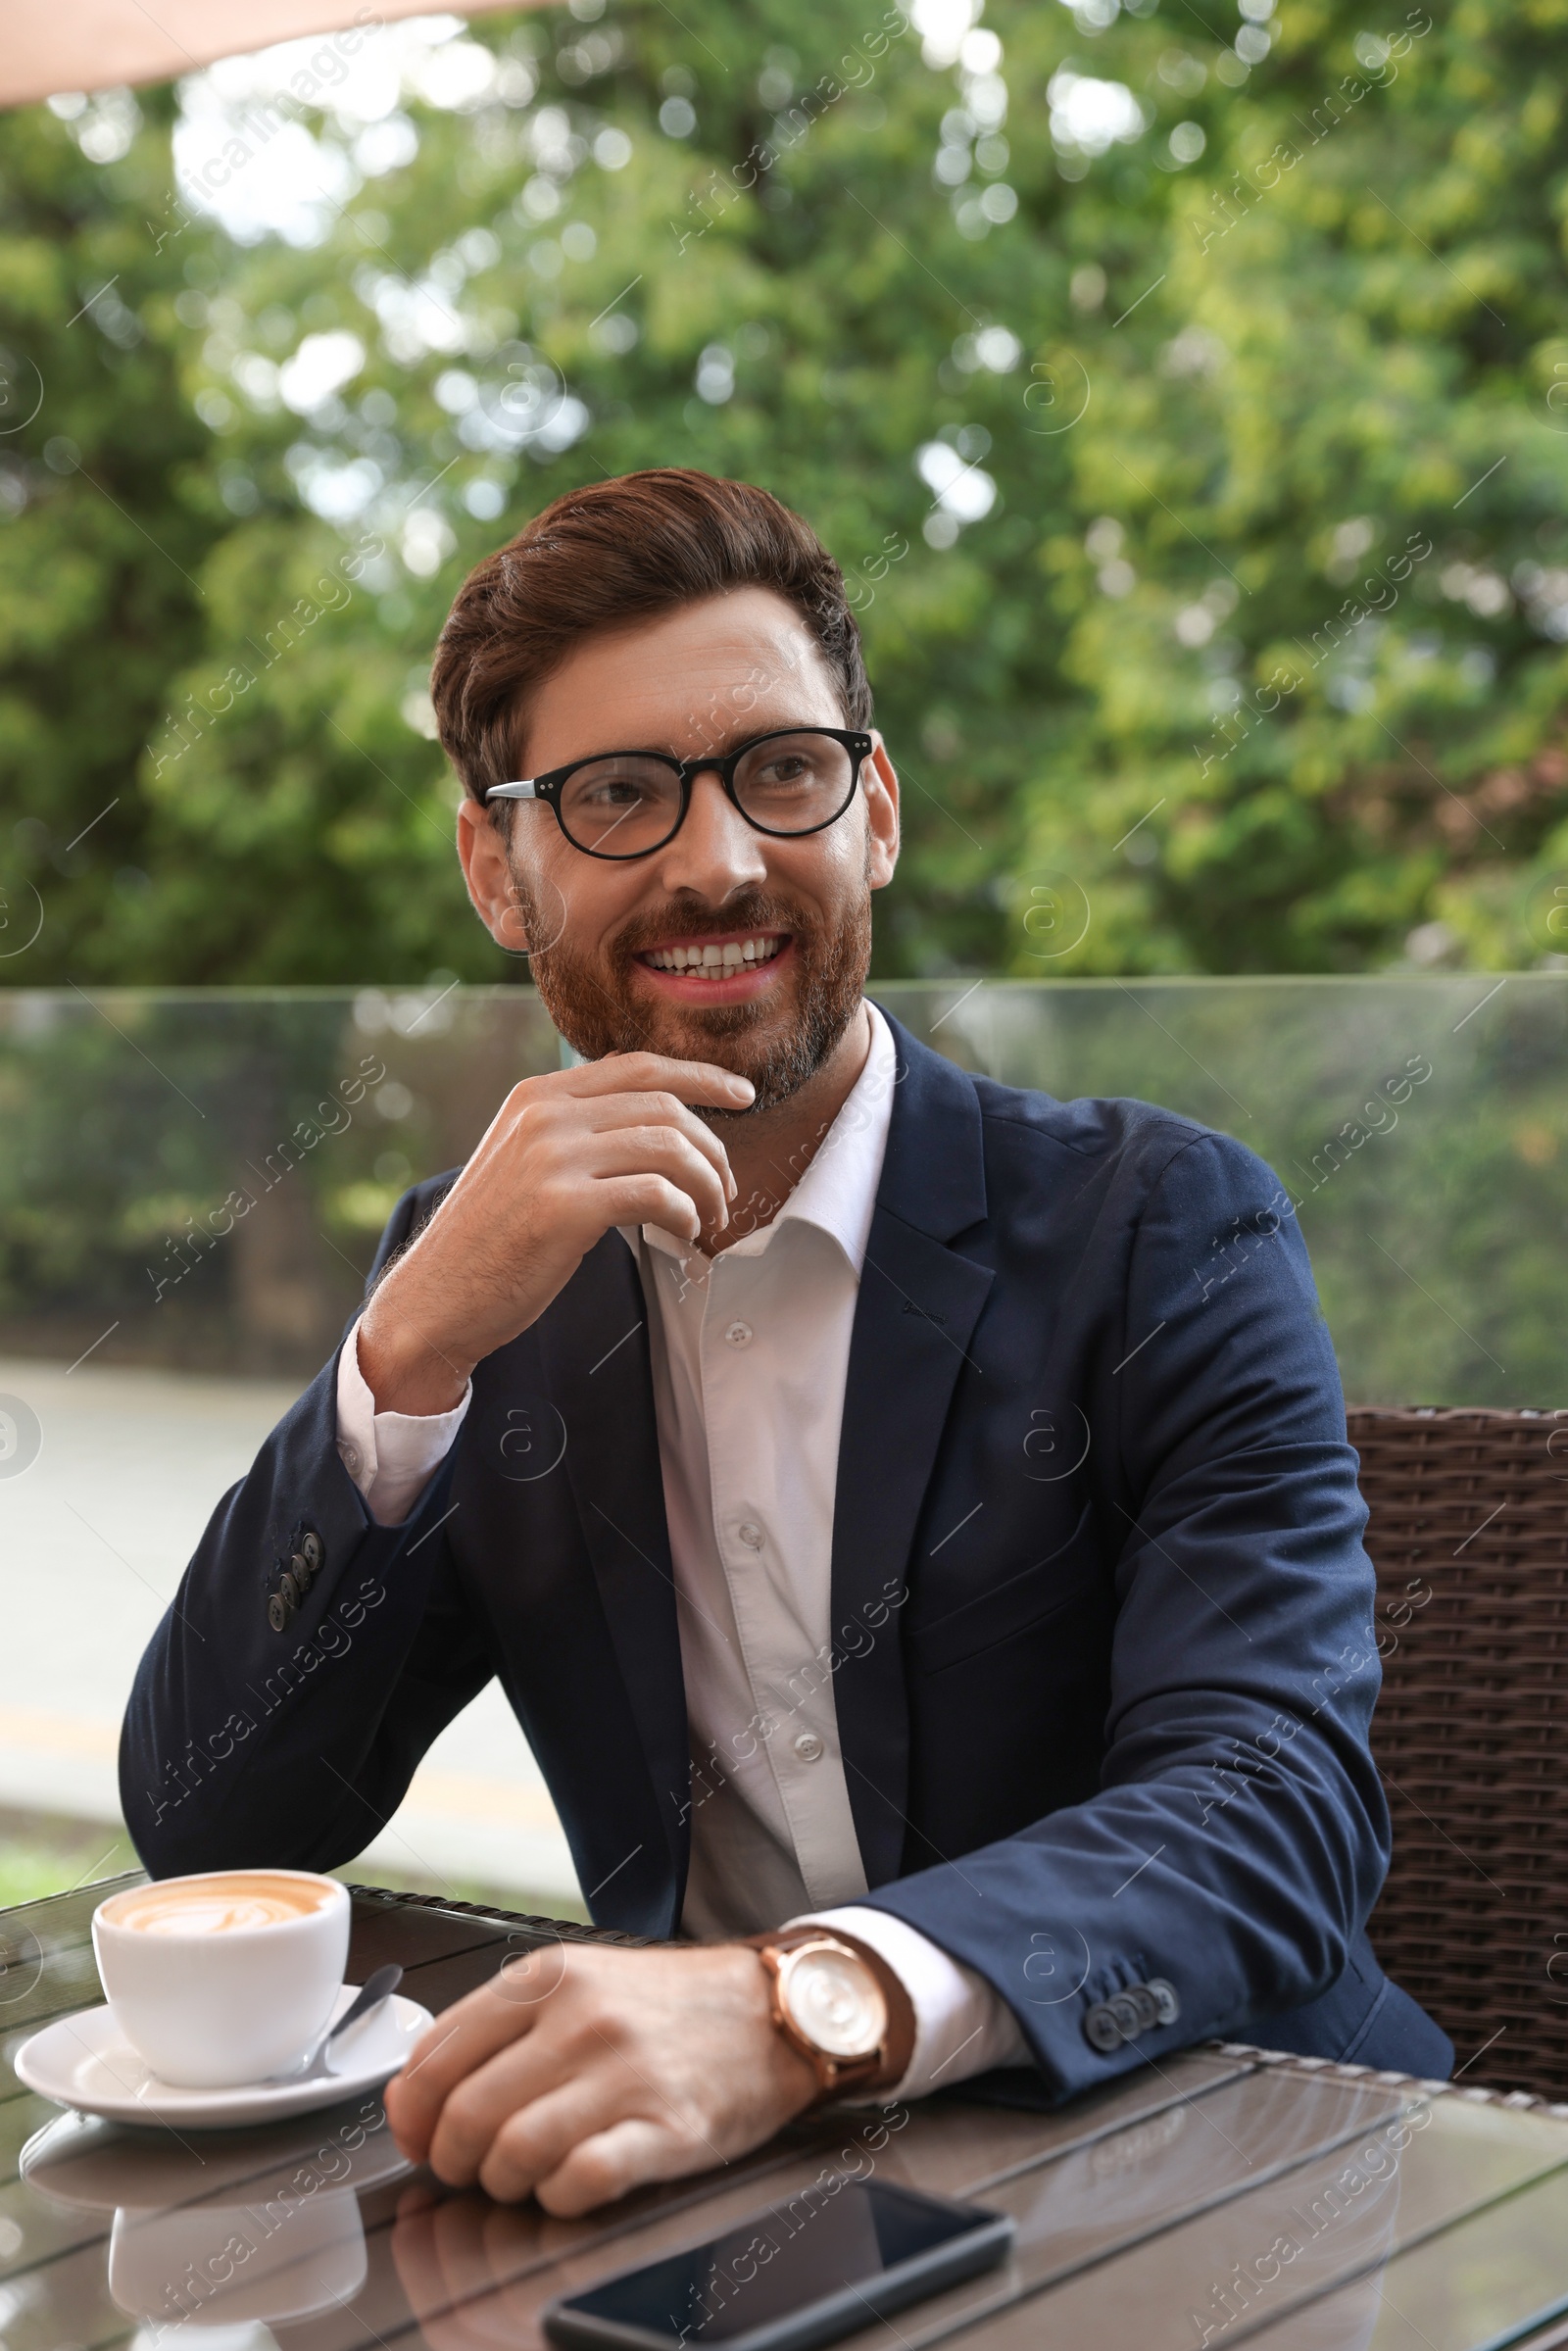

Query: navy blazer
(121, 1012), (1451, 2100)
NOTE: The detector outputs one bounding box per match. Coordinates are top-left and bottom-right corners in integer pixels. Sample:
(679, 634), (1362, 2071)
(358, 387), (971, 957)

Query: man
(122, 467), (1449, 2219)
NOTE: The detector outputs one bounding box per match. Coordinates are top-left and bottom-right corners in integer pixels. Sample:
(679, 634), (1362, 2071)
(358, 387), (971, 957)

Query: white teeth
(647, 934), (782, 972)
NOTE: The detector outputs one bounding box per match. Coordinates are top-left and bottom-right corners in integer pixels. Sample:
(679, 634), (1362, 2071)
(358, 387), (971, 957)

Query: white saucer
(14, 1984), (434, 2130)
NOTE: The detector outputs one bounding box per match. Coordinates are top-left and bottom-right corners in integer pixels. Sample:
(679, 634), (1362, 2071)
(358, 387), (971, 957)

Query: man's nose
(653, 767), (768, 899)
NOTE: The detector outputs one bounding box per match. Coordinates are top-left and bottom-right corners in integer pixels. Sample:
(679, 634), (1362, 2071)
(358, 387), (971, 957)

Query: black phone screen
(552, 2180), (995, 2345)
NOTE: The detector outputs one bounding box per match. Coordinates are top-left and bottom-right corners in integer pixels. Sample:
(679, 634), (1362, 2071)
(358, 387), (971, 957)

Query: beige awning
(0, 0), (538, 110)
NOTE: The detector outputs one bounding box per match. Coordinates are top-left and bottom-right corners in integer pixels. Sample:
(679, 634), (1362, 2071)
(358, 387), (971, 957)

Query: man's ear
(457, 796), (532, 953)
(864, 733), (901, 891)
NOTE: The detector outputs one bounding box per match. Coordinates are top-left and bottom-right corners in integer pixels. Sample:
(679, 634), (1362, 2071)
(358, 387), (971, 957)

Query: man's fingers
(469, 2076), (628, 2204)
(579, 1092), (738, 1199)
(534, 2117), (686, 2218)
(557, 1052), (756, 1111)
(593, 1127), (733, 1230)
(425, 2024), (580, 2185)
(387, 1981), (547, 2156)
(604, 1173), (712, 1248)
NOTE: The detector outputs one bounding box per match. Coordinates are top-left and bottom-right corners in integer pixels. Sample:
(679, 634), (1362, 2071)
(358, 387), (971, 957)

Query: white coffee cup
(92, 1870), (351, 2088)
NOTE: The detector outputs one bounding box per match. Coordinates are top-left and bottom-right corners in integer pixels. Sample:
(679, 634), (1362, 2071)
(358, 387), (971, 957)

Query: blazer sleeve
(855, 1128), (1391, 2099)
(120, 1181), (491, 1878)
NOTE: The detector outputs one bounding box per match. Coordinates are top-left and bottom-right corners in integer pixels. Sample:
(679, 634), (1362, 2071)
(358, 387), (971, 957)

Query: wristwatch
(745, 1927), (916, 2106)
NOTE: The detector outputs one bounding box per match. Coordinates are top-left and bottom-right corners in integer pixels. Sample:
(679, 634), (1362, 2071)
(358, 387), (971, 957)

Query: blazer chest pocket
(907, 1499), (1102, 1675)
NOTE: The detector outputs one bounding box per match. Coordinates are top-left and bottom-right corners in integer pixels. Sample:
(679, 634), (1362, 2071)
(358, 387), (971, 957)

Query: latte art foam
(103, 1873), (337, 1935)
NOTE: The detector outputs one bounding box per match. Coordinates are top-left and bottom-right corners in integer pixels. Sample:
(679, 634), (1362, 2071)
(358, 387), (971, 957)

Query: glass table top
(3, 1877), (1567, 2351)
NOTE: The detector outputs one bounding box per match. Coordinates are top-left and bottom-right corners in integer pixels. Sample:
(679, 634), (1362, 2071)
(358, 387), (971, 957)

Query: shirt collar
(634, 1000), (896, 1281)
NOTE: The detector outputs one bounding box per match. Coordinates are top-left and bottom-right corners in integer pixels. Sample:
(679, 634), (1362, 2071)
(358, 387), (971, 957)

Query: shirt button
(340, 1445), (361, 1474)
(737, 1521), (764, 1550)
(724, 1320), (754, 1347)
(793, 1732), (824, 1763)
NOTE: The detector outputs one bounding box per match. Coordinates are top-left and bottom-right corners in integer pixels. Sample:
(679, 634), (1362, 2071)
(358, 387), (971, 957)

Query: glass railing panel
(0, 975), (1561, 1403)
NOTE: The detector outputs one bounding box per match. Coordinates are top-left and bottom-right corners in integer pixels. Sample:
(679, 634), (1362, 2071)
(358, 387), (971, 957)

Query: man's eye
(584, 778), (647, 805)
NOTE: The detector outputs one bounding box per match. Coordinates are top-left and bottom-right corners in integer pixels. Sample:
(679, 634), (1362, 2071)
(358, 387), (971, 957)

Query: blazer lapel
(831, 1016), (994, 1887)
(539, 1230), (690, 1923)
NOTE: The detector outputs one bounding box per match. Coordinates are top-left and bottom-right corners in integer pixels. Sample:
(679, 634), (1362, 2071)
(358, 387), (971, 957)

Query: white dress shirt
(335, 1002), (1027, 2096)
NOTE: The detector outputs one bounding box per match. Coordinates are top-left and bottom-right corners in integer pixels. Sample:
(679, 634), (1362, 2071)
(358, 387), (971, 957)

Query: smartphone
(541, 2176), (1014, 2351)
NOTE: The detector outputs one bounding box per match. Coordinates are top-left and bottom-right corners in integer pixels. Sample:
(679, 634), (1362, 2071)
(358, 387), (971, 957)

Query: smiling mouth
(637, 931), (790, 974)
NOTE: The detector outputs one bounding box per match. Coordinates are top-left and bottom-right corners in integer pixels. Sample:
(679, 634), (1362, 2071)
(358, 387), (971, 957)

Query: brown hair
(429, 467), (873, 807)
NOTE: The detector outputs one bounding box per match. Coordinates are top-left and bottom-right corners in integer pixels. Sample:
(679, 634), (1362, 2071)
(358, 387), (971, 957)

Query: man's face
(457, 588), (901, 1111)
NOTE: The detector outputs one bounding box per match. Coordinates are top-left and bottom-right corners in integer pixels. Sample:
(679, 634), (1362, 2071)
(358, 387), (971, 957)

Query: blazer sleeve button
(300, 1531), (324, 1573)
(1126, 1984), (1162, 2033)
(1148, 1978), (1181, 2026)
(1107, 1990), (1145, 2041)
(267, 1592), (291, 1634)
(1084, 2002), (1124, 2054)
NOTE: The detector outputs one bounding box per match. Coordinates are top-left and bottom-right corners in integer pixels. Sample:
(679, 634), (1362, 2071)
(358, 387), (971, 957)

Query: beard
(510, 860), (872, 1116)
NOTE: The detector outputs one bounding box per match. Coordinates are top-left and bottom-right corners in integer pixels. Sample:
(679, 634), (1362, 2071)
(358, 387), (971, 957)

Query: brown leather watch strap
(744, 1925), (917, 2099)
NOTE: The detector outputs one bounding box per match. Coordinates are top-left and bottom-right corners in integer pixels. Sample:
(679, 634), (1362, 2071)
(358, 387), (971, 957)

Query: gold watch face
(779, 1943), (887, 2061)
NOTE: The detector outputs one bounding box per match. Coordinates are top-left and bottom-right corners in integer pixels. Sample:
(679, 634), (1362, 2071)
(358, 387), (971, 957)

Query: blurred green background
(4, 0), (1568, 989)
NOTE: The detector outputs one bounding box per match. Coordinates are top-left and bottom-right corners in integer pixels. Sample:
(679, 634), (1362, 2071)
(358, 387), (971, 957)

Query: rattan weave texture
(1349, 1406), (1568, 2101)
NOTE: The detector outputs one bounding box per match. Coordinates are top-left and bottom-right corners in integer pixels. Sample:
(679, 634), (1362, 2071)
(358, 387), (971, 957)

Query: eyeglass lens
(557, 731), (857, 857)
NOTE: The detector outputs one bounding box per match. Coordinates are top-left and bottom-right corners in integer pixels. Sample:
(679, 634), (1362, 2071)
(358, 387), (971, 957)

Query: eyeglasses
(483, 724), (873, 860)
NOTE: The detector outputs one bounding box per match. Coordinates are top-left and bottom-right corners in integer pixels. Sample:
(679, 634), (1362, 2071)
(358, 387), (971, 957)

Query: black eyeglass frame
(482, 724), (875, 860)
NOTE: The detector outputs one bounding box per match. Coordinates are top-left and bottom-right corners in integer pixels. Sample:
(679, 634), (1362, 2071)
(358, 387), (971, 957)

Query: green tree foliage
(3, 0), (1568, 985)
(0, 84), (223, 980)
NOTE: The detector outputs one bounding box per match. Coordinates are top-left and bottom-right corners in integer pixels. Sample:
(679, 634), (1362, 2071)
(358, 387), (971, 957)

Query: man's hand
(359, 1053), (753, 1414)
(383, 1942), (817, 2213)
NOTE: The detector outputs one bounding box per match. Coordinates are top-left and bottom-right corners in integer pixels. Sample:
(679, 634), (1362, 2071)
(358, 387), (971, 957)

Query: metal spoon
(278, 1963), (403, 2082)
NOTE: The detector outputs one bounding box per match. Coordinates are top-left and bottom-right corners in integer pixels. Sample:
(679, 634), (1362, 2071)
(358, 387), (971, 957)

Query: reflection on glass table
(23, 2093), (411, 2331)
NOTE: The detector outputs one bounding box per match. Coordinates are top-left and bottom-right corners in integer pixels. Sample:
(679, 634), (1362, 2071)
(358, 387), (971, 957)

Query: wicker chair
(1349, 1406), (1568, 2100)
